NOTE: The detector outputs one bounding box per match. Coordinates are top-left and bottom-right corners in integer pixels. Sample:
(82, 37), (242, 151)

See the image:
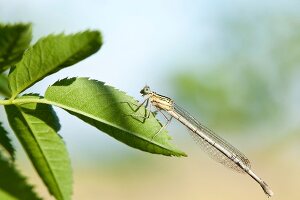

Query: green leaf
(0, 189), (17, 200)
(0, 23), (32, 72)
(45, 77), (186, 157)
(0, 73), (11, 97)
(0, 122), (15, 160)
(5, 96), (72, 200)
(0, 152), (41, 200)
(8, 31), (102, 99)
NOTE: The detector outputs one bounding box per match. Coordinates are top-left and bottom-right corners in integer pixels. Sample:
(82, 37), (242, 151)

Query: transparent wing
(173, 103), (251, 173)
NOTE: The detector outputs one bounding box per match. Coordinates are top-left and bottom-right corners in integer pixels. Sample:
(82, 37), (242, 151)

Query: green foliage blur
(171, 14), (300, 138)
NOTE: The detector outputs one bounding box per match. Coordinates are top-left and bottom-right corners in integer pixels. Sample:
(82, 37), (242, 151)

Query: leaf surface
(5, 96), (72, 200)
(0, 23), (32, 72)
(0, 122), (15, 160)
(8, 31), (102, 98)
(0, 152), (41, 200)
(45, 78), (186, 157)
(0, 74), (11, 97)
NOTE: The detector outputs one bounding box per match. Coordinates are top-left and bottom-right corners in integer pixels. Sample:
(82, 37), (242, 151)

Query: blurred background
(0, 0), (300, 199)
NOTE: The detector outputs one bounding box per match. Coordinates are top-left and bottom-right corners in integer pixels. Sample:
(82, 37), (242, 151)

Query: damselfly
(139, 85), (273, 197)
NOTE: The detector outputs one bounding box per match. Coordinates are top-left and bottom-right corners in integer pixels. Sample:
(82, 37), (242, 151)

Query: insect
(139, 85), (273, 197)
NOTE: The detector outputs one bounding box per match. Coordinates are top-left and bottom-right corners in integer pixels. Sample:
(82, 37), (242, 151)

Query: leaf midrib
(11, 35), (95, 98)
(12, 97), (178, 154)
(17, 105), (64, 200)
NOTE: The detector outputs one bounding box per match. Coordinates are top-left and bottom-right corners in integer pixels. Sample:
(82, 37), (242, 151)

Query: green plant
(0, 23), (186, 200)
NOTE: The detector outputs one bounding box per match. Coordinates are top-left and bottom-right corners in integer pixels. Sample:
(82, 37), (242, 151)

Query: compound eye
(140, 86), (150, 95)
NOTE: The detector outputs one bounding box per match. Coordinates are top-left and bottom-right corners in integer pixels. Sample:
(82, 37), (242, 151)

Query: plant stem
(0, 99), (12, 105)
(0, 98), (50, 106)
